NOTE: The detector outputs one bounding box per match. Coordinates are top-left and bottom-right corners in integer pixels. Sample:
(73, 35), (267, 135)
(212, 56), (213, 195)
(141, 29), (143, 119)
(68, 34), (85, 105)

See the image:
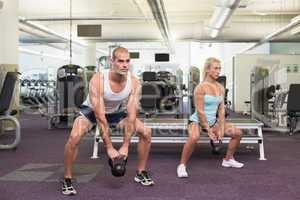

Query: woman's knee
(189, 132), (200, 143)
(231, 128), (242, 139)
(141, 128), (152, 144)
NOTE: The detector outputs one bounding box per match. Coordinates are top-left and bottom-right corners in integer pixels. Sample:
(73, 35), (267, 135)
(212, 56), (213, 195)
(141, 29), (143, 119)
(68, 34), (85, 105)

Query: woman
(177, 57), (244, 178)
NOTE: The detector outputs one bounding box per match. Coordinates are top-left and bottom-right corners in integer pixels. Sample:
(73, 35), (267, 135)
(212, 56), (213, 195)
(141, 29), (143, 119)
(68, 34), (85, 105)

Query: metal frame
(91, 118), (266, 160)
(0, 115), (21, 150)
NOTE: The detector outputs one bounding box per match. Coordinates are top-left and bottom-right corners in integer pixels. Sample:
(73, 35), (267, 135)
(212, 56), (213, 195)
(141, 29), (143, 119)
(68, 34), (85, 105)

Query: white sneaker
(177, 164), (188, 178)
(222, 159), (244, 168)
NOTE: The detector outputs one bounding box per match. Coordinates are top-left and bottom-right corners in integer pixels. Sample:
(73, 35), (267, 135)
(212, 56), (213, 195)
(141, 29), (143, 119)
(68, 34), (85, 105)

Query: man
(62, 47), (154, 195)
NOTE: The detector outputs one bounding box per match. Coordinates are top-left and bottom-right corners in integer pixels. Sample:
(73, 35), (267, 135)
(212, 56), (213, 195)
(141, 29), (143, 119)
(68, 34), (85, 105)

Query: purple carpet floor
(0, 114), (300, 200)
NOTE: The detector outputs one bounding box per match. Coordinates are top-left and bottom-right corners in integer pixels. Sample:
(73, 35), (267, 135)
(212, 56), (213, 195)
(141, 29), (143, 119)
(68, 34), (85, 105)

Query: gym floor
(0, 114), (300, 200)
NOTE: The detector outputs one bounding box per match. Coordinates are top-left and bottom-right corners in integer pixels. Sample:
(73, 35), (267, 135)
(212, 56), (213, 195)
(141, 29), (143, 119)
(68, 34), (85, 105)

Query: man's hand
(118, 144), (129, 158)
(107, 146), (120, 160)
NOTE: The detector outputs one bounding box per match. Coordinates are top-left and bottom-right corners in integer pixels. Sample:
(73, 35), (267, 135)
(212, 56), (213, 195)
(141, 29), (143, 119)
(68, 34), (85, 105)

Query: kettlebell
(210, 139), (222, 155)
(108, 157), (128, 177)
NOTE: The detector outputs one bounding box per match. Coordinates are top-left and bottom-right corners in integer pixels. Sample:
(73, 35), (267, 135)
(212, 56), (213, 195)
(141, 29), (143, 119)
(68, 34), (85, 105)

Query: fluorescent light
(209, 0), (240, 38)
(210, 29), (219, 38)
(215, 8), (231, 29)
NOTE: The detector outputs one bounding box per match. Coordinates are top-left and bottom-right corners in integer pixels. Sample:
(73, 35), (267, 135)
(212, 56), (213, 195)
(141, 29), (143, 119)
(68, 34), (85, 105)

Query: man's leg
(134, 118), (153, 186)
(117, 117), (152, 171)
(135, 118), (152, 173)
(117, 117), (153, 185)
(62, 116), (92, 195)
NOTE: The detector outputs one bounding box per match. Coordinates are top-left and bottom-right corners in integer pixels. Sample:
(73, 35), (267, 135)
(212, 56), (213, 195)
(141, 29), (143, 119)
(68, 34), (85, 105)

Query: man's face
(111, 52), (130, 75)
(207, 62), (221, 80)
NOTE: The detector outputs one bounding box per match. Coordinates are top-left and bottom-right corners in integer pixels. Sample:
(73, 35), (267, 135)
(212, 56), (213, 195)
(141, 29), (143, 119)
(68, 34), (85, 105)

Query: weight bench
(91, 118), (266, 160)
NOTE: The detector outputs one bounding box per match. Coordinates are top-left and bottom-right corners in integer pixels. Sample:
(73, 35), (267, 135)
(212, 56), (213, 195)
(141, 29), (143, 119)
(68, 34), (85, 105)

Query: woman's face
(207, 62), (221, 80)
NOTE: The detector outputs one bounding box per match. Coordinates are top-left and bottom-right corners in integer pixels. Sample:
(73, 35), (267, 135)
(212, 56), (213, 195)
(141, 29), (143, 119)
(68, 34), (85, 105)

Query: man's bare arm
(122, 77), (140, 147)
(89, 73), (113, 149)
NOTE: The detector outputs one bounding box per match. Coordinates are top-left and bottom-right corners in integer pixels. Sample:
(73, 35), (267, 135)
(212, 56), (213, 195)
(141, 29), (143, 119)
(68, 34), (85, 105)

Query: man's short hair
(112, 47), (129, 60)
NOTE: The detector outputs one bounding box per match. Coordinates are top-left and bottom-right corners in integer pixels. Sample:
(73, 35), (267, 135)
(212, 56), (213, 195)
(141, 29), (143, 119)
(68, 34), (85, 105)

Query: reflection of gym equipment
(48, 65), (86, 129)
(140, 71), (181, 116)
(217, 76), (231, 117)
(84, 66), (96, 94)
(251, 66), (300, 134)
(98, 56), (110, 69)
(0, 72), (21, 150)
(20, 78), (57, 114)
(188, 66), (200, 113)
(287, 84), (300, 135)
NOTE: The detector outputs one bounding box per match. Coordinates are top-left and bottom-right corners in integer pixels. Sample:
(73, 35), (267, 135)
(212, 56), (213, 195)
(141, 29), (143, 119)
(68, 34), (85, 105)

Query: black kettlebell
(210, 140), (222, 155)
(108, 157), (128, 177)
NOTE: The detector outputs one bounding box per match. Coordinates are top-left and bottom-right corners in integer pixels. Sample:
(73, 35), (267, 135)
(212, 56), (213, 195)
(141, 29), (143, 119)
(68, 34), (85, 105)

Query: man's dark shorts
(79, 105), (127, 128)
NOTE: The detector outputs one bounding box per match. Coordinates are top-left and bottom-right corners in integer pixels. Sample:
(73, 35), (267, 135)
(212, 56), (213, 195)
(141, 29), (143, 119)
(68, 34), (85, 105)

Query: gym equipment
(210, 139), (222, 155)
(287, 84), (300, 135)
(84, 66), (96, 95)
(48, 64), (86, 129)
(0, 72), (21, 150)
(140, 71), (181, 116)
(188, 66), (200, 113)
(251, 65), (300, 133)
(98, 56), (110, 69)
(108, 157), (128, 177)
(217, 76), (231, 117)
(92, 118), (266, 160)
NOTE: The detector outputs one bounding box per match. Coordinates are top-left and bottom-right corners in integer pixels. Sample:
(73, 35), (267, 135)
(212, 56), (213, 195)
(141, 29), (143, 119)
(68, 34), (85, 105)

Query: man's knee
(66, 117), (90, 149)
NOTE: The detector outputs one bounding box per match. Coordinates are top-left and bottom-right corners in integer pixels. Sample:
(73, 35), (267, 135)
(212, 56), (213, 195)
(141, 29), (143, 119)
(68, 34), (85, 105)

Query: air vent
(77, 24), (102, 37)
(130, 52), (140, 59)
(155, 53), (169, 62)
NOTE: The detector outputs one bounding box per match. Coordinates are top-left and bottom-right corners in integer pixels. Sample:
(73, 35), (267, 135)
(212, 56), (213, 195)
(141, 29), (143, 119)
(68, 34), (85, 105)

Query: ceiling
(18, 0), (300, 48)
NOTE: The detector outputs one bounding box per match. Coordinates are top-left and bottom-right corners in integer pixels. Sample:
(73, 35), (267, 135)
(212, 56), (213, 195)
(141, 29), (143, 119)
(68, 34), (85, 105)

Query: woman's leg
(224, 123), (242, 160)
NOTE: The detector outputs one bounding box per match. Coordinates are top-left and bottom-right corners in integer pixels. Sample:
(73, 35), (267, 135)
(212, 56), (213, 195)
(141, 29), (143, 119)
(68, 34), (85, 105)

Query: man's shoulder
(130, 75), (140, 85)
(91, 72), (103, 81)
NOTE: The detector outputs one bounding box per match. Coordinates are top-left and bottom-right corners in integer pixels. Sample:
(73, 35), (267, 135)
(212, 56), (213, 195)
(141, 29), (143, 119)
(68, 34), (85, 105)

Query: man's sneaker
(61, 178), (77, 195)
(222, 159), (244, 168)
(177, 164), (188, 178)
(134, 171), (154, 186)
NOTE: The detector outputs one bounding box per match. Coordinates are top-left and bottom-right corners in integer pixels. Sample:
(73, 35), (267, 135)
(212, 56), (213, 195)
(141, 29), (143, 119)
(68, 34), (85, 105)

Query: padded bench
(91, 118), (266, 160)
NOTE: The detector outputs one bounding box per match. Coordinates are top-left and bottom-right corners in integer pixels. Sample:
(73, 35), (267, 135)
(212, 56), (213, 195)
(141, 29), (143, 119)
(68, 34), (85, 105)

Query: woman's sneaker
(134, 171), (154, 186)
(61, 178), (77, 195)
(222, 159), (244, 168)
(177, 164), (188, 178)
